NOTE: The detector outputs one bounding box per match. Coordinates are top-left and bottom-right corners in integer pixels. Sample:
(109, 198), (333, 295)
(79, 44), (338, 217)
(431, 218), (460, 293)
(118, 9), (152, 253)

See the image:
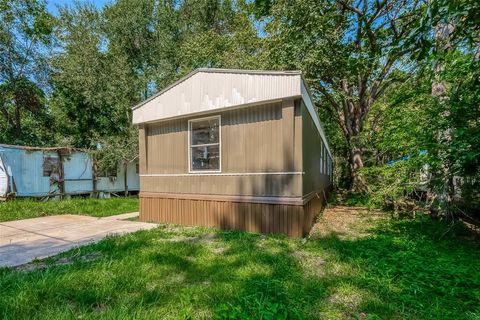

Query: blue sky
(47, 0), (110, 15)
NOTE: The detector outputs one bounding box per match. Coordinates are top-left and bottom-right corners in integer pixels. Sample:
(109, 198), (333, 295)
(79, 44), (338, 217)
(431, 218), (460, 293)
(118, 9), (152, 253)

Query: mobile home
(0, 145), (139, 199)
(133, 69), (333, 237)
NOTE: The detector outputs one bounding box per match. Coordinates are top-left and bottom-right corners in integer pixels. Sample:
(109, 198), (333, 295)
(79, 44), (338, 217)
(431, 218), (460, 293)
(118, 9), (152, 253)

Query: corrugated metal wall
(0, 146), (140, 197)
(140, 100), (303, 197)
(64, 152), (93, 194)
(138, 98), (332, 236)
(302, 101), (332, 196)
(0, 148), (55, 196)
(140, 195), (324, 237)
(96, 162), (139, 193)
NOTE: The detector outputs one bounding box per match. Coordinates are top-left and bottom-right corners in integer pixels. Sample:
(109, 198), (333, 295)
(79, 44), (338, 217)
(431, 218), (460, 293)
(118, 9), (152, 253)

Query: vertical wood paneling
(140, 195), (325, 237)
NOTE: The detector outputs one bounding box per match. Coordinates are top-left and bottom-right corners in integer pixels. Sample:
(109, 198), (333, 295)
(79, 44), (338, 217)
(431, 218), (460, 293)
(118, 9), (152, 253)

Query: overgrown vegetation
(1, 207), (478, 319)
(0, 197), (139, 222)
(1, 0), (478, 215)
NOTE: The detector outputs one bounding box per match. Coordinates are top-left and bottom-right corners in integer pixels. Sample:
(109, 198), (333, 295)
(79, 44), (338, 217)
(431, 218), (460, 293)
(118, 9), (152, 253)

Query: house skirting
(139, 192), (325, 237)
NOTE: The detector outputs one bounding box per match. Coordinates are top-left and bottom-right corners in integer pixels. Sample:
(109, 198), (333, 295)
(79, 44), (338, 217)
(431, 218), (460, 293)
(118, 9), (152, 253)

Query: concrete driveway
(0, 213), (157, 268)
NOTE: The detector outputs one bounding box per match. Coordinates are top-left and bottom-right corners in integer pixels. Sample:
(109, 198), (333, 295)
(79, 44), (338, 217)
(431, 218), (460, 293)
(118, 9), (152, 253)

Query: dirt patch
(328, 291), (362, 309)
(309, 206), (386, 240)
(211, 246), (226, 254)
(17, 251), (102, 272)
(291, 250), (326, 276)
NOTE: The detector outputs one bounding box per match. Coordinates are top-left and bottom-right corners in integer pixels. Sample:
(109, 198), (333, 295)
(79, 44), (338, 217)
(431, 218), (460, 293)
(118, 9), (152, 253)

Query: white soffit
(132, 68), (332, 158)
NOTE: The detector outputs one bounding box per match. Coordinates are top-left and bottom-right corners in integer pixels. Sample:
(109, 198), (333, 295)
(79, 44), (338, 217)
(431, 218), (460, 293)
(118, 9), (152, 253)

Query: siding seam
(140, 172), (305, 177)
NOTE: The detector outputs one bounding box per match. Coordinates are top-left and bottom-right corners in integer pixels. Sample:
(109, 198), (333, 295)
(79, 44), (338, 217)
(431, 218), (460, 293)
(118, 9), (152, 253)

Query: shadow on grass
(305, 217), (480, 319)
(0, 217), (479, 320)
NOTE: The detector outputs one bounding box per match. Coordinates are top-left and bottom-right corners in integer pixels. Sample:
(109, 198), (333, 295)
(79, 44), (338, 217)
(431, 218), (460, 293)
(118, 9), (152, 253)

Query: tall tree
(103, 0), (261, 97)
(408, 0), (480, 216)
(51, 2), (135, 148)
(0, 0), (54, 144)
(258, 0), (423, 190)
(50, 0), (260, 163)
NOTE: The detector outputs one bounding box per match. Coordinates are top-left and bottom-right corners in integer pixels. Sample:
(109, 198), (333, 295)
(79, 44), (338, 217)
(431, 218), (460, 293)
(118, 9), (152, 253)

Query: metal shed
(0, 144), (139, 199)
(133, 69), (333, 237)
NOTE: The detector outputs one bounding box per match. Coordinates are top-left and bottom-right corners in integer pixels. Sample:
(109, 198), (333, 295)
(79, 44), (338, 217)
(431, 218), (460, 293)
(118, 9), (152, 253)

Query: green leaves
(0, 0), (54, 145)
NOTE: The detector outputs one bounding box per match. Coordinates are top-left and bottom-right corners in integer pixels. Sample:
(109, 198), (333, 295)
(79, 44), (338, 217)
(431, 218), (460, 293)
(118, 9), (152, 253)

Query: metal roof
(0, 144), (79, 152)
(132, 69), (303, 111)
(132, 68), (332, 158)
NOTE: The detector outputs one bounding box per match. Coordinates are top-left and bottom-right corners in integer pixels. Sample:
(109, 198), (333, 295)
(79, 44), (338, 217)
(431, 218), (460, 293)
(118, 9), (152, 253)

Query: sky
(47, 0), (110, 15)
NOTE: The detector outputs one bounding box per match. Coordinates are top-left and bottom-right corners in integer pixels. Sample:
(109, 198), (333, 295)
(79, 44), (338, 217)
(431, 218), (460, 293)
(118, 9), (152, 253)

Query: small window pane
(191, 118), (219, 145)
(191, 145), (219, 171)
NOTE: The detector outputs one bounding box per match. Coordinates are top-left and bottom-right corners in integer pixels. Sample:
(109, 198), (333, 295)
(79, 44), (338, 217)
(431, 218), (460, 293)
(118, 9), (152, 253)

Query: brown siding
(141, 100), (303, 197)
(146, 118), (188, 174)
(221, 101), (285, 172)
(140, 194), (324, 237)
(302, 195), (323, 235)
(138, 98), (330, 236)
(141, 175), (302, 197)
(302, 101), (331, 195)
(138, 125), (147, 174)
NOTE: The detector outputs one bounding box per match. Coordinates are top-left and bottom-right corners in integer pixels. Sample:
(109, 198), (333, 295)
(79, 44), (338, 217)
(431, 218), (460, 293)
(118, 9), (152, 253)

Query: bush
(358, 159), (427, 214)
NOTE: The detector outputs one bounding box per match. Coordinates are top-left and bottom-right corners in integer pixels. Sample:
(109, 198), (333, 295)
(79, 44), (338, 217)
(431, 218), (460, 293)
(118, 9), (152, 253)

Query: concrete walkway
(0, 213), (157, 267)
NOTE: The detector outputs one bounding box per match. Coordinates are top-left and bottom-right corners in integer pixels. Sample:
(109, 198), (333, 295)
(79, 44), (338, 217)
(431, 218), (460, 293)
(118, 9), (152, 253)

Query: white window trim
(188, 115), (221, 173)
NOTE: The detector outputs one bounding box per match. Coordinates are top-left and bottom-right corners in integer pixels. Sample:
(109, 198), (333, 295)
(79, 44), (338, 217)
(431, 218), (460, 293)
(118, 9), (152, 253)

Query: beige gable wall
(133, 70), (302, 124)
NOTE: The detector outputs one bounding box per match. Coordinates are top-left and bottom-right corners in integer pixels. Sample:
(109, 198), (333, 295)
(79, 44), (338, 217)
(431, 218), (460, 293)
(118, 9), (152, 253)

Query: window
(189, 116), (221, 172)
(43, 156), (60, 177)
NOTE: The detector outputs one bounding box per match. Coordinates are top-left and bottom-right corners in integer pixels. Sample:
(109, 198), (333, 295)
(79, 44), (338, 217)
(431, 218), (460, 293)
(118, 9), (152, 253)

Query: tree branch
(336, 0), (364, 16)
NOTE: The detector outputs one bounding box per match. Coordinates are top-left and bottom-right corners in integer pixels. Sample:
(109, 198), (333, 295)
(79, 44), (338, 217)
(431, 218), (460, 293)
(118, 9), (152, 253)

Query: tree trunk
(91, 156), (98, 198)
(14, 105), (21, 138)
(348, 146), (368, 192)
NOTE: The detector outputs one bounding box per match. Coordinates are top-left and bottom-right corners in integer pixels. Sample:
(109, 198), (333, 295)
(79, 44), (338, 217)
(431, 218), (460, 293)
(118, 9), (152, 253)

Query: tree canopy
(0, 0), (478, 216)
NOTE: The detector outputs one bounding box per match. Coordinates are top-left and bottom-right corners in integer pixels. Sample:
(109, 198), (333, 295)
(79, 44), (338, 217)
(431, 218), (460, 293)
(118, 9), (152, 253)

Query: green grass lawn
(0, 197), (139, 222)
(0, 207), (479, 319)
